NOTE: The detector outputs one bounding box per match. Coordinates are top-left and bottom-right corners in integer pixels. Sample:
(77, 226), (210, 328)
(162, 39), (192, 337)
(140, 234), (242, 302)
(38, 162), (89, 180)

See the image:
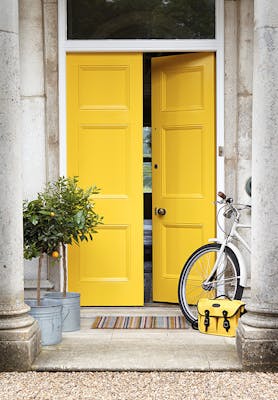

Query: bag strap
(204, 310), (210, 332)
(214, 294), (232, 300)
(240, 307), (247, 317)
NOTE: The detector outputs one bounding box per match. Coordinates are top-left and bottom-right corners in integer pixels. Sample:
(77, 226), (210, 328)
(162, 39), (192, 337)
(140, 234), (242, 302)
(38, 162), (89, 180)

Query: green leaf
(30, 215), (39, 225)
(38, 210), (52, 216)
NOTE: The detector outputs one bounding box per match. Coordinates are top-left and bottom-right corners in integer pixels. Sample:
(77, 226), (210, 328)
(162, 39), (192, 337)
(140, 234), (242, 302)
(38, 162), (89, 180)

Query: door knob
(155, 207), (167, 216)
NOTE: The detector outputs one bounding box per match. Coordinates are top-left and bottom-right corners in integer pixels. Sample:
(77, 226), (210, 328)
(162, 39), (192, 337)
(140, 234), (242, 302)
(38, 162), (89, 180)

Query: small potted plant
(23, 176), (102, 342)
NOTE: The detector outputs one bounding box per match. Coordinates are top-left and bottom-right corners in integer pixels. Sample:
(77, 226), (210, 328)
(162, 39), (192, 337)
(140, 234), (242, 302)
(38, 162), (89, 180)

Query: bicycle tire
(178, 243), (243, 326)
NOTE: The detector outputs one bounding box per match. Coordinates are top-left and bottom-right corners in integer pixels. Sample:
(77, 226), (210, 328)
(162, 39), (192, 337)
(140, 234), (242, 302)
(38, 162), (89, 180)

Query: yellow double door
(67, 52), (215, 306)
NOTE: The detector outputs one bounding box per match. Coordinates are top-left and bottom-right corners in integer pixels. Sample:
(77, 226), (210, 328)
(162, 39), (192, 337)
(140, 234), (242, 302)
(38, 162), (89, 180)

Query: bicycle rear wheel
(178, 243), (243, 326)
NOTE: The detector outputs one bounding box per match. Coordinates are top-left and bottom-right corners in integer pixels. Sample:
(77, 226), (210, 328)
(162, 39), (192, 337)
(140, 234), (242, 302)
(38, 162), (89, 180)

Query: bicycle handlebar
(218, 191), (233, 204)
(217, 191), (226, 199)
(217, 191), (251, 223)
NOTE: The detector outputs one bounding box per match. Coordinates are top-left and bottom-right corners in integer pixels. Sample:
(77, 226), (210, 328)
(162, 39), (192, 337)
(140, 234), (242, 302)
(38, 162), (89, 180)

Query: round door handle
(155, 207), (167, 216)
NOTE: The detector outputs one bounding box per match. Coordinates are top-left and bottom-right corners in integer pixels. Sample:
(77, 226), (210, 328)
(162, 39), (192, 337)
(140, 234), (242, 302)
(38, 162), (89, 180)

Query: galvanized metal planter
(25, 298), (62, 346)
(44, 292), (80, 332)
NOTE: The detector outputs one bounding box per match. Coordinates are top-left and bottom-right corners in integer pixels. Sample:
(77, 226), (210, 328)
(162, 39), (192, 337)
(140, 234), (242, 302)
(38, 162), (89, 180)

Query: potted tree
(23, 176), (102, 342)
(42, 176), (102, 331)
(23, 195), (64, 345)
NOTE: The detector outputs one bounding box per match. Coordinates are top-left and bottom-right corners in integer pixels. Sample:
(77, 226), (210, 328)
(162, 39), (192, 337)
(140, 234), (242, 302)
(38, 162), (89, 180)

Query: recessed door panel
(78, 65), (130, 110)
(162, 66), (204, 111)
(163, 126), (204, 197)
(162, 224), (204, 277)
(78, 125), (129, 195)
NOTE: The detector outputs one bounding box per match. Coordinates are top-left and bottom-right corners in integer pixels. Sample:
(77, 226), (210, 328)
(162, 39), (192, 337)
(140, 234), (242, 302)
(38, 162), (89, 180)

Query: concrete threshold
(32, 306), (242, 372)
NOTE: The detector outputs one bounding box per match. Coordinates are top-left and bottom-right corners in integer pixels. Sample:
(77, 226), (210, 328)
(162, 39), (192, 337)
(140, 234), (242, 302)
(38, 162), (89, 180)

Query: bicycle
(178, 191), (251, 329)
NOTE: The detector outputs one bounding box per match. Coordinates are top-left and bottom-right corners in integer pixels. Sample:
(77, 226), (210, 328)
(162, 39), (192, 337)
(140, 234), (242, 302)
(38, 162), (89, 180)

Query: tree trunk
(37, 254), (43, 305)
(62, 243), (67, 297)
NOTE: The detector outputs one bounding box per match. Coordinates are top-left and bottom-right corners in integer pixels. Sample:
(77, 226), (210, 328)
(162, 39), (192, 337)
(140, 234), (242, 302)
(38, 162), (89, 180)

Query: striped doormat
(91, 316), (189, 329)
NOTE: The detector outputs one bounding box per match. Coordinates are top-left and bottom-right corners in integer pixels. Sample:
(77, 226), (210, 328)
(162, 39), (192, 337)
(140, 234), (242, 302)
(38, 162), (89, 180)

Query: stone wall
(224, 0), (253, 205)
(20, 0), (47, 289)
(20, 0), (59, 293)
(224, 0), (253, 283)
(42, 0), (60, 290)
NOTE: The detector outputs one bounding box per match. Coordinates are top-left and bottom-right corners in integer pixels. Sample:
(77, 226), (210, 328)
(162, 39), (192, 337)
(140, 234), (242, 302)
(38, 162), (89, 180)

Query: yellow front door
(66, 53), (143, 306)
(152, 53), (216, 303)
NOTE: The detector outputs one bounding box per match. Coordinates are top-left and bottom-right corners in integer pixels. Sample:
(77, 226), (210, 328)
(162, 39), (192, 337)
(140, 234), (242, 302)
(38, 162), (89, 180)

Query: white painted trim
(64, 39), (219, 52)
(58, 0), (225, 243)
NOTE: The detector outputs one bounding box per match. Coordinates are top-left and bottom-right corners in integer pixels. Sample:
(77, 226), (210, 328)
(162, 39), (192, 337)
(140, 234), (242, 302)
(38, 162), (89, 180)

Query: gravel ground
(0, 371), (277, 400)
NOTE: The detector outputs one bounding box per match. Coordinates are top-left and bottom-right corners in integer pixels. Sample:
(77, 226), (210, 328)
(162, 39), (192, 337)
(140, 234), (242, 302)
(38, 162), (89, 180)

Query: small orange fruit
(51, 251), (59, 258)
(50, 212), (55, 217)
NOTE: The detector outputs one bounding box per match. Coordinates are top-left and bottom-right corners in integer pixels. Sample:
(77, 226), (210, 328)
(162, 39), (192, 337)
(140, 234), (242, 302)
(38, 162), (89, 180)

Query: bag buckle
(222, 310), (230, 332)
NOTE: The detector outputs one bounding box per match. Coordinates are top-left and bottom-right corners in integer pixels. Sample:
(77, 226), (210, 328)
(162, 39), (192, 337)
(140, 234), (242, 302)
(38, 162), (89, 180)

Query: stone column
(236, 0), (278, 370)
(0, 0), (40, 371)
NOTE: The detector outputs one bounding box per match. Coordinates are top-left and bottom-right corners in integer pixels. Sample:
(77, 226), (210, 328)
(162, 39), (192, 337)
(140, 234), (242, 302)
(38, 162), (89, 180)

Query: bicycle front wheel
(178, 243), (243, 326)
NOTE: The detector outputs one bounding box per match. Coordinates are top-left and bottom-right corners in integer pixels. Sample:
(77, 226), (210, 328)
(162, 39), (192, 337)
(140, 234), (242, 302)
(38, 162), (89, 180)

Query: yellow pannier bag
(197, 298), (246, 337)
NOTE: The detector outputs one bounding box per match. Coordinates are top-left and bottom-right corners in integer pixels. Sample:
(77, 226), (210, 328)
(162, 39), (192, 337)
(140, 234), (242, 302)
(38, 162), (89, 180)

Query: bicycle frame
(206, 212), (251, 289)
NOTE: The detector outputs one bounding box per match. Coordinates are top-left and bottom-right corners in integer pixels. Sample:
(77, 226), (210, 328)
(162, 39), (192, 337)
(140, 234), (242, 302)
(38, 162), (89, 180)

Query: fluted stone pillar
(236, 0), (278, 370)
(0, 0), (40, 371)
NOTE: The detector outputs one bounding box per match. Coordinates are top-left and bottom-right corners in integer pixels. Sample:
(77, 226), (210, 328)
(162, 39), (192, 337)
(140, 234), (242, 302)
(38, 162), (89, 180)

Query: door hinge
(218, 146), (224, 157)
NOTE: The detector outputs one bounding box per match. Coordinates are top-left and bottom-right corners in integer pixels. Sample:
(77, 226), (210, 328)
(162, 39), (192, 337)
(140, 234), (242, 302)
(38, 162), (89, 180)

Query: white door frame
(58, 0), (225, 224)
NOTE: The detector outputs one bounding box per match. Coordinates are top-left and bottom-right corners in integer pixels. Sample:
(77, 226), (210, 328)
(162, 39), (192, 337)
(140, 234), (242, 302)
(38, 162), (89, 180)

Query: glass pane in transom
(67, 0), (215, 40)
